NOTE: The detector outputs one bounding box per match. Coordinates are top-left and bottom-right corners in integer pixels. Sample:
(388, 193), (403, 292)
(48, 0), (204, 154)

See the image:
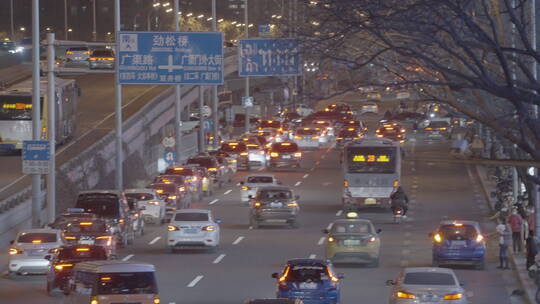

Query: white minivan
(65, 260), (159, 304)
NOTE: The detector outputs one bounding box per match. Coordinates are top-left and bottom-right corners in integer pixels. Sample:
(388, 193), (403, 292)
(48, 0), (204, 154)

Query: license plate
(28, 249), (46, 257)
(299, 282), (318, 289)
(79, 237), (94, 245)
(451, 240), (466, 247)
(184, 228), (198, 234)
(364, 198), (377, 205)
(422, 295), (440, 302)
(282, 155), (291, 159)
(75, 57), (82, 60)
(270, 202), (283, 208)
(343, 239), (361, 246)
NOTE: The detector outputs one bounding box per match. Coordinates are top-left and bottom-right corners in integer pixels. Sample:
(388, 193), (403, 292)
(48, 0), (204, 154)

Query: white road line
(187, 275), (204, 287)
(326, 223), (333, 230)
(122, 254), (134, 261)
(336, 210), (343, 216)
(224, 189), (232, 195)
(294, 181), (302, 187)
(317, 237), (326, 245)
(213, 254), (226, 264)
(303, 174), (309, 179)
(232, 236), (244, 245)
(149, 236), (161, 245)
(209, 199), (219, 205)
(309, 254), (317, 259)
(236, 182), (241, 186)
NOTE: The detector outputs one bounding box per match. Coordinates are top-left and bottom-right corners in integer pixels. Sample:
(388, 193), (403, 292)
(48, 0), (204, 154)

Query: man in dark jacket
(390, 186), (409, 216)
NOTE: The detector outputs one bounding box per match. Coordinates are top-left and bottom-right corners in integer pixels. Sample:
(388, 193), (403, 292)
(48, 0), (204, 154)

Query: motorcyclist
(390, 186), (409, 217)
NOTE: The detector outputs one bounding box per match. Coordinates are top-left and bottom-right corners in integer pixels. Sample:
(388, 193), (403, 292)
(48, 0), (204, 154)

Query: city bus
(342, 137), (402, 210)
(0, 77), (78, 151)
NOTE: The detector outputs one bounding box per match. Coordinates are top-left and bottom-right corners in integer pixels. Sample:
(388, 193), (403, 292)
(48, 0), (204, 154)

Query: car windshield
(151, 184), (176, 194)
(403, 272), (456, 285)
(57, 247), (107, 260)
(246, 144), (261, 150)
(75, 194), (120, 218)
(17, 233), (57, 243)
(296, 129), (319, 135)
(286, 264), (329, 282)
(174, 213), (209, 221)
(272, 143), (298, 153)
(92, 50), (113, 57)
(258, 190), (292, 199)
(97, 272), (157, 295)
(439, 225), (477, 241)
(331, 222), (372, 234)
(65, 221), (107, 233)
(126, 193), (155, 201)
(428, 121), (450, 128)
(221, 142), (246, 153)
(164, 167), (195, 176)
(346, 146), (396, 174)
(247, 176), (274, 184)
(260, 121), (280, 128)
(67, 47), (89, 52)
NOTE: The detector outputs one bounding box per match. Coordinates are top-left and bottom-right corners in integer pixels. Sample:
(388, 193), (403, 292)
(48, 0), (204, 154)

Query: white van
(65, 260), (159, 304)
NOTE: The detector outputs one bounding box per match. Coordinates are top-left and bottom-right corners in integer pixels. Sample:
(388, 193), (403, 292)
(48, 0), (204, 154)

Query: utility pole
(114, 0), (123, 190)
(174, 0), (183, 162)
(244, 0), (250, 134)
(92, 0), (97, 41)
(46, 33), (56, 224)
(10, 0), (14, 40)
(198, 86), (205, 153)
(292, 0), (298, 109)
(64, 0), (69, 40)
(31, 0), (41, 228)
(211, 0), (219, 148)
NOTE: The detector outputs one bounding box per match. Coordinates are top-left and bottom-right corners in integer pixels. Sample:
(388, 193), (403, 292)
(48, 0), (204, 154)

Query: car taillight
(168, 225), (180, 231)
(240, 152), (249, 156)
(294, 152), (302, 158)
(343, 180), (349, 187)
(270, 152), (279, 157)
(476, 234), (484, 242)
(443, 293), (463, 300)
(202, 225), (216, 231)
(294, 135), (302, 139)
(433, 233), (442, 243)
(278, 282), (289, 291)
(178, 186), (186, 192)
(396, 291), (416, 299)
(8, 248), (23, 255)
(254, 202), (262, 207)
(208, 167), (217, 172)
(393, 180), (399, 188)
(54, 263), (73, 272)
(328, 237), (335, 242)
(241, 186), (250, 191)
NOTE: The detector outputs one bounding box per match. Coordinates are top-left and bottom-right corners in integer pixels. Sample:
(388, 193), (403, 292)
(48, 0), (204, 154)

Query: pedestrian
(508, 208), (524, 253)
(470, 134), (484, 158)
(526, 230), (539, 270)
(495, 220), (512, 269)
(527, 205), (536, 237)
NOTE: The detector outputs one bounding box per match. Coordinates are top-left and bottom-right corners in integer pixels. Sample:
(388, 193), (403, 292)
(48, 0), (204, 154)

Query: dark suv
(74, 191), (134, 246)
(220, 141), (250, 170)
(249, 186), (300, 229)
(268, 142), (302, 170)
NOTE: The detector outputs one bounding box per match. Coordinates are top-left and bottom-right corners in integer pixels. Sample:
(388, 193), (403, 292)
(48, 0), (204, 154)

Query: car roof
(287, 258), (328, 266)
(332, 219), (372, 225)
(174, 209), (211, 214)
(403, 267), (456, 275)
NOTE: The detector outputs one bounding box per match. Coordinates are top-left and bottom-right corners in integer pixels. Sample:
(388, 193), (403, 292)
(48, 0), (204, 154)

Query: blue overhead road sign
(239, 38), (301, 76)
(117, 31), (224, 85)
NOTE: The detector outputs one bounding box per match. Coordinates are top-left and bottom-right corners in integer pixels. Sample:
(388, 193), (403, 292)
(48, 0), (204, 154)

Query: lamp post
(244, 0), (250, 134)
(212, 0), (219, 148)
(174, 0), (183, 161)
(92, 0), (97, 41)
(10, 0), (14, 40)
(64, 0), (68, 40)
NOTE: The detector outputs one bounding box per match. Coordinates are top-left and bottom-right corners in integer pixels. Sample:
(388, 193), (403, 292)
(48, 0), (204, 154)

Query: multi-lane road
(0, 98), (526, 304)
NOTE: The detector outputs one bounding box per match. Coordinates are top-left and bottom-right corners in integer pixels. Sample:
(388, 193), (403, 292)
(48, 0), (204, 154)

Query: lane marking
(232, 236), (244, 245)
(122, 254), (134, 261)
(336, 210), (343, 216)
(303, 174), (309, 179)
(317, 237), (326, 245)
(213, 254), (226, 264)
(326, 223), (333, 230)
(309, 254), (316, 259)
(209, 199), (219, 205)
(149, 236), (161, 245)
(294, 181), (302, 187)
(224, 189), (232, 195)
(187, 275), (204, 287)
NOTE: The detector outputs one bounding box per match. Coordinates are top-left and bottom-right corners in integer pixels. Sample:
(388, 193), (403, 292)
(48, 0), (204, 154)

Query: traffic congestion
(0, 93), (518, 304)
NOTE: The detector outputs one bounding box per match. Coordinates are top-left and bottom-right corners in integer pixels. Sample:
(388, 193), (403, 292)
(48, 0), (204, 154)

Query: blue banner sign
(239, 38), (301, 76)
(117, 31), (224, 85)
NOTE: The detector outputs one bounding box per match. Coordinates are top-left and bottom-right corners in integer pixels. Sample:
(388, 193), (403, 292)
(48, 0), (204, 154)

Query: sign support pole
(174, 0), (183, 162)
(31, 0), (41, 228)
(114, 0), (123, 190)
(46, 33), (56, 224)
(198, 86), (205, 153)
(212, 0), (219, 148)
(244, 0), (250, 134)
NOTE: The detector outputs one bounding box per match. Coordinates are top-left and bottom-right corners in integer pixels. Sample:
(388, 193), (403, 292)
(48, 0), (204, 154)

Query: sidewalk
(476, 165), (536, 304)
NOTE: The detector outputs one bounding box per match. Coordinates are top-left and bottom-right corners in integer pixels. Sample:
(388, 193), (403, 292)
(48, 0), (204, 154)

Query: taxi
(323, 212), (381, 266)
(376, 121), (406, 143)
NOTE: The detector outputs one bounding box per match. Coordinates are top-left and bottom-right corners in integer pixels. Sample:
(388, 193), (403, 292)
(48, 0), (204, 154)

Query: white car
(361, 102), (379, 114)
(386, 267), (468, 304)
(8, 229), (64, 276)
(65, 47), (90, 66)
(125, 188), (166, 224)
(246, 143), (267, 168)
(167, 209), (221, 252)
(240, 174), (281, 203)
(293, 128), (322, 149)
(296, 104), (314, 117)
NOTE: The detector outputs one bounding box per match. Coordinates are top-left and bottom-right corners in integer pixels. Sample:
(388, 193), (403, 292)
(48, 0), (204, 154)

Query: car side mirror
(322, 229), (329, 234)
(386, 280), (395, 286)
(9, 240), (14, 245)
(215, 219), (222, 224)
(377, 229), (382, 234)
(271, 272), (279, 279)
(337, 273), (345, 279)
(44, 255), (52, 260)
(295, 195), (300, 200)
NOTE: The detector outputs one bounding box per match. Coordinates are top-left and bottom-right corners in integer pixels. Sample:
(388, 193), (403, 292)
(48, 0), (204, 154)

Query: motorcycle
(392, 207), (404, 223)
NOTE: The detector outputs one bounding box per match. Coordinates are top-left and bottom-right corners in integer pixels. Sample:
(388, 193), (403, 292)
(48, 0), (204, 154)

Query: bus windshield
(346, 146), (396, 174)
(0, 95), (43, 120)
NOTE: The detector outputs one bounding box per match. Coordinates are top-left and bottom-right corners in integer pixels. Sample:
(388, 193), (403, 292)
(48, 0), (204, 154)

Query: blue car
(272, 259), (343, 304)
(430, 220), (486, 270)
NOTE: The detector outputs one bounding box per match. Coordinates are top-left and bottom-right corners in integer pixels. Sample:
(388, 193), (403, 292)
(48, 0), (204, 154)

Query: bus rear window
(346, 147), (396, 173)
(97, 272), (157, 295)
(0, 95), (43, 120)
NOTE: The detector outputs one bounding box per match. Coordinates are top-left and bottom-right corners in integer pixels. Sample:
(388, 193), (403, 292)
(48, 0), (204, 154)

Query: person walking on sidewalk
(495, 220), (512, 269)
(526, 230), (539, 270)
(508, 208), (524, 253)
